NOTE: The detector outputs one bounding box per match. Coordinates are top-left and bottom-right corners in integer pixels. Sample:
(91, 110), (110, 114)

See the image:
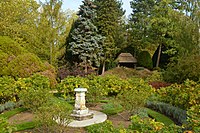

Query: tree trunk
(101, 60), (106, 75)
(85, 62), (88, 73)
(156, 44), (162, 68)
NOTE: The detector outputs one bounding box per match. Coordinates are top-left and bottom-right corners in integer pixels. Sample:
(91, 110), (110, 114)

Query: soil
(9, 103), (131, 133)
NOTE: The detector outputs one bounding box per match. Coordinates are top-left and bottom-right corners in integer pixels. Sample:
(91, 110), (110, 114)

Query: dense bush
(146, 101), (187, 125)
(101, 102), (123, 115)
(187, 104), (200, 132)
(129, 115), (182, 133)
(0, 76), (16, 103)
(34, 97), (72, 133)
(0, 117), (16, 133)
(163, 55), (200, 83)
(5, 53), (45, 78)
(18, 74), (51, 111)
(137, 51), (153, 69)
(57, 75), (152, 103)
(0, 36), (26, 56)
(154, 80), (200, 110)
(149, 81), (171, 89)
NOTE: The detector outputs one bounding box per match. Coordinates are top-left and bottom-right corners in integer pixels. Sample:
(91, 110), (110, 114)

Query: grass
(0, 107), (27, 118)
(145, 108), (174, 126)
(15, 121), (38, 131)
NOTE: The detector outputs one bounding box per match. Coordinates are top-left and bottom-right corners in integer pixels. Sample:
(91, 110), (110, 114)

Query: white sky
(37, 0), (132, 16)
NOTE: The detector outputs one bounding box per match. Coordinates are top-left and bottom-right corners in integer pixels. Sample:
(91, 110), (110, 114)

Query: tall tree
(94, 0), (125, 74)
(67, 0), (104, 73)
(39, 0), (69, 66)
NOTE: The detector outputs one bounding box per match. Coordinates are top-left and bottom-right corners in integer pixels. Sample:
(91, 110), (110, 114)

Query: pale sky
(37, 0), (132, 16)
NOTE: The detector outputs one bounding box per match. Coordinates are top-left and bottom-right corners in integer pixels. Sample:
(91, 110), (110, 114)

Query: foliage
(187, 104), (200, 133)
(34, 97), (72, 133)
(58, 63), (96, 79)
(5, 53), (45, 78)
(0, 76), (16, 103)
(149, 81), (171, 89)
(0, 108), (26, 119)
(137, 51), (153, 69)
(18, 74), (51, 111)
(146, 101), (187, 125)
(94, 0), (125, 74)
(0, 117), (16, 133)
(153, 80), (200, 110)
(145, 108), (174, 126)
(163, 55), (200, 83)
(116, 78), (153, 114)
(67, 0), (104, 72)
(101, 102), (123, 115)
(15, 121), (37, 132)
(86, 120), (125, 133)
(128, 115), (182, 133)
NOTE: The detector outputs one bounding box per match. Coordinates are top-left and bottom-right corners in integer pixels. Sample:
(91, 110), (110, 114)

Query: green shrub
(0, 117), (16, 133)
(86, 120), (125, 133)
(137, 51), (153, 69)
(187, 104), (200, 132)
(0, 76), (16, 103)
(163, 55), (200, 83)
(6, 53), (45, 78)
(0, 36), (26, 56)
(117, 78), (153, 114)
(154, 80), (200, 110)
(34, 97), (72, 132)
(0, 51), (9, 76)
(129, 115), (182, 133)
(18, 74), (51, 111)
(101, 102), (123, 115)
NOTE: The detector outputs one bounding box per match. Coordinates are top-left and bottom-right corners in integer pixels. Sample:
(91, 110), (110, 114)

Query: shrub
(101, 102), (123, 115)
(0, 36), (26, 56)
(0, 76), (16, 103)
(149, 81), (171, 89)
(6, 53), (45, 78)
(34, 97), (72, 133)
(154, 80), (200, 110)
(187, 104), (200, 132)
(0, 117), (16, 133)
(18, 74), (51, 111)
(129, 115), (182, 133)
(146, 101), (187, 125)
(137, 51), (153, 69)
(86, 120), (125, 133)
(163, 55), (200, 83)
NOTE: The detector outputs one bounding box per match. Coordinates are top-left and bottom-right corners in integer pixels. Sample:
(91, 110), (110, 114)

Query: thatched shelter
(117, 53), (137, 68)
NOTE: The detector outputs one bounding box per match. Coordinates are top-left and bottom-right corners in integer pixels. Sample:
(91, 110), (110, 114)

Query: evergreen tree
(67, 0), (104, 73)
(94, 0), (125, 74)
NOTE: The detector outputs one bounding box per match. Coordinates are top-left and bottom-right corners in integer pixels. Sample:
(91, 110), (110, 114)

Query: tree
(94, 0), (125, 74)
(39, 0), (70, 66)
(67, 0), (104, 73)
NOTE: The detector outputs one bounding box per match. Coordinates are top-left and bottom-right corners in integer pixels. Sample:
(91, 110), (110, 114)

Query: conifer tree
(67, 0), (104, 73)
(94, 0), (125, 74)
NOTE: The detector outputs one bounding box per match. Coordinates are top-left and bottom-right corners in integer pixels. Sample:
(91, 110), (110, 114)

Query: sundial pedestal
(71, 88), (93, 121)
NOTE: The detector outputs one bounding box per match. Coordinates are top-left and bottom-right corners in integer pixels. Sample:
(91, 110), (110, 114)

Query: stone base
(71, 111), (93, 121)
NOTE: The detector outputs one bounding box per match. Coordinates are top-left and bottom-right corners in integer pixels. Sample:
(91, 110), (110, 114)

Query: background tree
(66, 0), (104, 73)
(94, 0), (125, 74)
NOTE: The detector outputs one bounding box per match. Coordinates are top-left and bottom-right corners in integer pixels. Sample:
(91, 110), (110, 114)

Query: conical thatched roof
(117, 53), (137, 63)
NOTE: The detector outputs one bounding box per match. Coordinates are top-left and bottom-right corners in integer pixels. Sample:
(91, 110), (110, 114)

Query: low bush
(0, 76), (16, 103)
(187, 104), (200, 132)
(34, 97), (73, 133)
(128, 115), (182, 132)
(18, 74), (51, 111)
(149, 81), (171, 89)
(154, 80), (200, 110)
(146, 101), (187, 125)
(101, 102), (123, 115)
(0, 117), (16, 133)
